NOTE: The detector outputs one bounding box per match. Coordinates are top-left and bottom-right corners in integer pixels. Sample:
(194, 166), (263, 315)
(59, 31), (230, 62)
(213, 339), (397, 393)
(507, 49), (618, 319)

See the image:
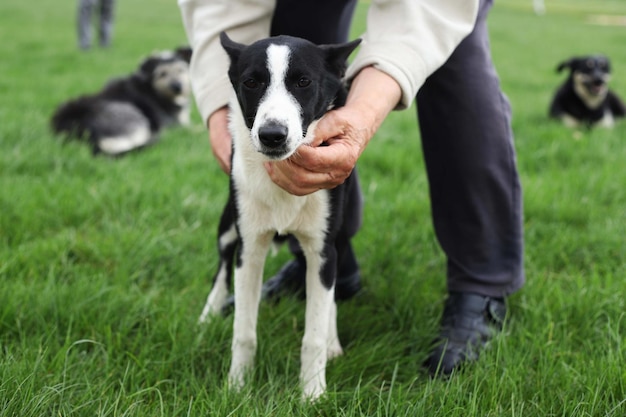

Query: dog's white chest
(228, 102), (330, 236)
(233, 160), (329, 236)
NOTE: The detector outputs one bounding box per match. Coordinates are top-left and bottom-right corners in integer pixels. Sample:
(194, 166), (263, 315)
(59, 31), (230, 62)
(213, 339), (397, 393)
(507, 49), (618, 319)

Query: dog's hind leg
(228, 231), (274, 391)
(299, 240), (338, 401)
(199, 198), (238, 323)
(326, 300), (343, 360)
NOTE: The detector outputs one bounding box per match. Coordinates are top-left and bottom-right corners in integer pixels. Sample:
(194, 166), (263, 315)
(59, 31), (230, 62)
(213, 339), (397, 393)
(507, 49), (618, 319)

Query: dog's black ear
(220, 32), (245, 64)
(599, 55), (612, 73)
(175, 46), (192, 63)
(556, 58), (575, 73)
(320, 38), (362, 77)
(137, 56), (158, 81)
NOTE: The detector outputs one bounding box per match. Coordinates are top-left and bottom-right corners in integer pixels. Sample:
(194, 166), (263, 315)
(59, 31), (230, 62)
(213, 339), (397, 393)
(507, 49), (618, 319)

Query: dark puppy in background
(549, 55), (626, 128)
(51, 47), (192, 156)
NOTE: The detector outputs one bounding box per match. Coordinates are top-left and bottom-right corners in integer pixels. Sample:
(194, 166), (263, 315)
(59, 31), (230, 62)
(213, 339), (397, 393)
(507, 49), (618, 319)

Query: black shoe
(424, 292), (506, 376)
(222, 257), (361, 314)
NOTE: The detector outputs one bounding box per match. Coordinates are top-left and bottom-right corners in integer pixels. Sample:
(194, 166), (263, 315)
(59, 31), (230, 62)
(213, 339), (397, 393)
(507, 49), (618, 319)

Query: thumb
(311, 111), (342, 147)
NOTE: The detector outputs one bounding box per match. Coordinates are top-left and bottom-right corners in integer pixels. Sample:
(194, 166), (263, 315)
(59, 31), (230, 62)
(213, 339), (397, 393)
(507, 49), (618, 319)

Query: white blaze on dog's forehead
(263, 44), (299, 114)
(249, 43), (304, 158)
(266, 44), (290, 86)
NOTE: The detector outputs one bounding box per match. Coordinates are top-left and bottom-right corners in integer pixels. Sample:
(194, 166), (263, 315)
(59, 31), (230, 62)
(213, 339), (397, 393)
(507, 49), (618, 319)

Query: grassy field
(1, 0), (625, 415)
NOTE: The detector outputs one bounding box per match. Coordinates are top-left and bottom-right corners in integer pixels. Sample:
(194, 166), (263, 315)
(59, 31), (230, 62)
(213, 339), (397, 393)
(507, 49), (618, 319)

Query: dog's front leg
(228, 231), (273, 391)
(300, 243), (337, 401)
(326, 300), (343, 360)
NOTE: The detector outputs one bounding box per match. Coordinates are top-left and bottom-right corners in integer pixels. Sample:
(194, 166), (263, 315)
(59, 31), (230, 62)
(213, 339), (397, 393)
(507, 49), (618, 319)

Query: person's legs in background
(77, 0), (95, 49)
(416, 0), (525, 375)
(99, 0), (115, 48)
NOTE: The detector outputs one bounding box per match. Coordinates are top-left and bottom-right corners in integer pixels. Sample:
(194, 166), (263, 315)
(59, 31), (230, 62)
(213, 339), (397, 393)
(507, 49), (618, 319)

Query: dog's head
(557, 55), (612, 108)
(138, 47), (192, 106)
(220, 32), (361, 160)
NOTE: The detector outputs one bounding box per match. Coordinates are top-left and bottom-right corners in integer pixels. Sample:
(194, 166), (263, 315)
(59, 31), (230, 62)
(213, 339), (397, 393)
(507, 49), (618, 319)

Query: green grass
(1, 0), (626, 415)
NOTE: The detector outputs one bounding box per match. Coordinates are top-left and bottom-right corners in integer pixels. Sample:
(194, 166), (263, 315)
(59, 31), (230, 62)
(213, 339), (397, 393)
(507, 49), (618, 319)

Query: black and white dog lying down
(51, 47), (192, 156)
(198, 33), (360, 400)
(549, 55), (626, 128)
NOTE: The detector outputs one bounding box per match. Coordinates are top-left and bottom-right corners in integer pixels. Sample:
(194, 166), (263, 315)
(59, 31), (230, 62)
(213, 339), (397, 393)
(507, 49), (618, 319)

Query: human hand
(264, 105), (371, 196)
(264, 67), (402, 196)
(208, 106), (232, 174)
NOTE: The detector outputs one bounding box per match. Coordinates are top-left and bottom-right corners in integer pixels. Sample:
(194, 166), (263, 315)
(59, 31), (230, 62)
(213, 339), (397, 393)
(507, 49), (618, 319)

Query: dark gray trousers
(271, 0), (524, 297)
(77, 0), (115, 49)
(417, 0), (524, 297)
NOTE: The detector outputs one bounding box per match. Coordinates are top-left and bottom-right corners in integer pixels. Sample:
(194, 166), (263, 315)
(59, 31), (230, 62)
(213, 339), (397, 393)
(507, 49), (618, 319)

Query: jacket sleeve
(178, 0), (276, 123)
(178, 0), (480, 121)
(346, 0), (479, 110)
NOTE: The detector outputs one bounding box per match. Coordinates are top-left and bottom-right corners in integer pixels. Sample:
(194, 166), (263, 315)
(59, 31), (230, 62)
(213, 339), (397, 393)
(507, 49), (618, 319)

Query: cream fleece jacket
(178, 0), (479, 124)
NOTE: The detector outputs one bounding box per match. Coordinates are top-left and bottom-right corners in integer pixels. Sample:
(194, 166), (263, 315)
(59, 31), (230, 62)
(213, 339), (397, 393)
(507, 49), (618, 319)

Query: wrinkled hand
(208, 106), (232, 174)
(264, 106), (372, 196)
(265, 67), (402, 196)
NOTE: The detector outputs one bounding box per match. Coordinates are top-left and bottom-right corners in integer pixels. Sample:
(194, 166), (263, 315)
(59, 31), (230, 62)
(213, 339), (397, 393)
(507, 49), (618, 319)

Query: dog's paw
(198, 282), (230, 323)
(327, 340), (344, 360)
(197, 309), (218, 325)
(228, 361), (252, 392)
(197, 300), (225, 324)
(228, 372), (245, 392)
(302, 380), (326, 403)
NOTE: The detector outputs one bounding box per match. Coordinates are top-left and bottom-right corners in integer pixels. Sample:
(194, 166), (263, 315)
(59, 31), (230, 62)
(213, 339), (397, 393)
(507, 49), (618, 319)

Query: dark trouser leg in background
(417, 0), (524, 375)
(77, 0), (95, 49)
(99, 0), (115, 47)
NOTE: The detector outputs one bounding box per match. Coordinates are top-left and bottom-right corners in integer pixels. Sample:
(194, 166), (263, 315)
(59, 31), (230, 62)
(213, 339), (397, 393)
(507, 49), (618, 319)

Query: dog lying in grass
(51, 47), (192, 156)
(549, 55), (626, 128)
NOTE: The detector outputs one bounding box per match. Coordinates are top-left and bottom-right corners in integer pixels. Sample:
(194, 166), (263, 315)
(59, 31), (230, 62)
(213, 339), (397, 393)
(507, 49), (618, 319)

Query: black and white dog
(198, 33), (360, 400)
(549, 55), (626, 128)
(51, 47), (192, 156)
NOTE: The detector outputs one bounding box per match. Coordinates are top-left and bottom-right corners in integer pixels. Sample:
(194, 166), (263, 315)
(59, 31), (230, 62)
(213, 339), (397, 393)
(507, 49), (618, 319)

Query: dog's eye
(243, 79), (259, 89)
(296, 77), (311, 88)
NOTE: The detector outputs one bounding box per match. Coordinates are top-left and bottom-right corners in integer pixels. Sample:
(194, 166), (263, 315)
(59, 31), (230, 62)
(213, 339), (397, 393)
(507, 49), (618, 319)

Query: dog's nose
(258, 124), (288, 148)
(170, 81), (182, 94)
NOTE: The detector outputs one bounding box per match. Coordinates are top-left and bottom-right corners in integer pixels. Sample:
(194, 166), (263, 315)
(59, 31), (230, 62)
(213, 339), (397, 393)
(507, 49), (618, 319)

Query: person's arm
(265, 66), (401, 195)
(179, 0), (480, 182)
(266, 0), (480, 195)
(178, 0), (275, 123)
(347, 0), (479, 109)
(178, 0), (275, 173)
(207, 106), (232, 173)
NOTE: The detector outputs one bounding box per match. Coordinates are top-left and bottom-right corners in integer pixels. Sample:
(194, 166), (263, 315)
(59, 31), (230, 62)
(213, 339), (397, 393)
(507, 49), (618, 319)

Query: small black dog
(51, 47), (192, 155)
(549, 55), (626, 128)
